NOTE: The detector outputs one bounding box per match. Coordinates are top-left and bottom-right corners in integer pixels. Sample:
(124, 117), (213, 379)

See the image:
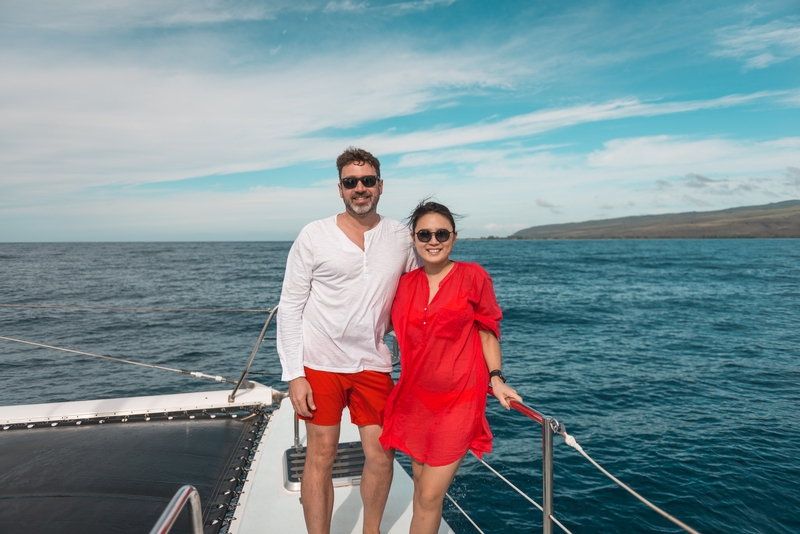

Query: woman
(380, 201), (522, 534)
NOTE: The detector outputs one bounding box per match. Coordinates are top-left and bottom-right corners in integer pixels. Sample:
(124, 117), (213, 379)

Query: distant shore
(488, 200), (800, 240)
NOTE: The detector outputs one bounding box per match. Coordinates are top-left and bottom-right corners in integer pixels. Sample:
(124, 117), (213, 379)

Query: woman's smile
(413, 213), (456, 269)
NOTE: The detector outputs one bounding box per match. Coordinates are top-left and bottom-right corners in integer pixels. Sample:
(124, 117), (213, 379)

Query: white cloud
(0, 184), (341, 241)
(0, 0), (314, 29)
(387, 0), (457, 13)
(0, 47), (518, 189)
(7, 47), (780, 194)
(587, 135), (800, 175)
(323, 1), (369, 13)
(786, 166), (800, 186)
(352, 92), (781, 158)
(5, 132), (798, 240)
(2, 2), (799, 240)
(382, 134), (800, 234)
(713, 18), (800, 69)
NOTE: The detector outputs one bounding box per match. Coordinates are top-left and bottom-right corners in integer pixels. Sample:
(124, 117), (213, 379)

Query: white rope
(0, 335), (235, 384)
(557, 428), (701, 534)
(470, 451), (544, 512)
(445, 493), (485, 534)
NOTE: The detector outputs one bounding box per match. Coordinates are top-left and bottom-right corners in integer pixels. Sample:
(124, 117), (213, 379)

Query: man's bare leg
(358, 424), (395, 534)
(302, 422), (341, 534)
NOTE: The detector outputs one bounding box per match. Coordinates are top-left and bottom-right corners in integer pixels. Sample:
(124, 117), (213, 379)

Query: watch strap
(489, 369), (506, 383)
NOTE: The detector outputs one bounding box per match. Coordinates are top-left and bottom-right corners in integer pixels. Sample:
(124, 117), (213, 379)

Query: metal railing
(489, 389), (557, 533)
(149, 485), (204, 534)
(229, 306), (278, 402)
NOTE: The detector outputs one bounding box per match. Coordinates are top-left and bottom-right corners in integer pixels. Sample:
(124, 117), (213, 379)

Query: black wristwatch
(489, 369), (506, 383)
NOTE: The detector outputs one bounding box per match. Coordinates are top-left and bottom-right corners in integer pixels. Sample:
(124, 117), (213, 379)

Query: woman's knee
(414, 485), (447, 510)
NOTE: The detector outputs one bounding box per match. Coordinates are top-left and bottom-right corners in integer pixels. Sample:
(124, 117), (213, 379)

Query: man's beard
(346, 193), (378, 216)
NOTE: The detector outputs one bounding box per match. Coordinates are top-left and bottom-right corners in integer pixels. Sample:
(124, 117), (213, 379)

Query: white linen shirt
(277, 215), (419, 382)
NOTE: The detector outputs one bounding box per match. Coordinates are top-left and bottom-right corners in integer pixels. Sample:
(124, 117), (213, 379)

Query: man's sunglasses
(340, 175), (379, 189)
(415, 229), (454, 243)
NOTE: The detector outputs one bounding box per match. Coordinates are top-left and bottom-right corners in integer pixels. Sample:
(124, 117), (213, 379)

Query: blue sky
(1, 0), (798, 241)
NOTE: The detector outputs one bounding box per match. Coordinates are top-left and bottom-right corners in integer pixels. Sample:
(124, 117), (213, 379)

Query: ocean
(1, 240), (798, 533)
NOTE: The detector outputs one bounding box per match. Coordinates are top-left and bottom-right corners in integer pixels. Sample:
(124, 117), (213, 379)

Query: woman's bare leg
(409, 456), (464, 534)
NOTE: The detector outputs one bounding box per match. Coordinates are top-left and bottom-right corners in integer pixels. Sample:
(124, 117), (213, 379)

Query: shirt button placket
(363, 232), (370, 277)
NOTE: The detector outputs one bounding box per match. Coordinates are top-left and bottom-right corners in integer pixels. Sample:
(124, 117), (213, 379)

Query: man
(277, 147), (418, 534)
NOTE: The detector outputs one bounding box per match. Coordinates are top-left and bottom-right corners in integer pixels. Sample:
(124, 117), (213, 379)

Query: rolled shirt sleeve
(473, 270), (502, 340)
(276, 228), (314, 382)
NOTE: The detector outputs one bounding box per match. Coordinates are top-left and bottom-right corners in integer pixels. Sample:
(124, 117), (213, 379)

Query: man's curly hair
(336, 147), (381, 178)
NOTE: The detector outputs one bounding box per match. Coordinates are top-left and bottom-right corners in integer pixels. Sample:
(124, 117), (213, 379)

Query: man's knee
(306, 424), (341, 470)
(306, 446), (337, 471)
(361, 438), (394, 470)
(365, 448), (394, 472)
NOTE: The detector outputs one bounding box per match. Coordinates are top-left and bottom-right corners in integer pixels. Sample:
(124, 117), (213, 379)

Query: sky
(1, 0), (799, 241)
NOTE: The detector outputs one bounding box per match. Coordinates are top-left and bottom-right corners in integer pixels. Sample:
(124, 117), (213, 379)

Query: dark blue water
(1, 240), (798, 533)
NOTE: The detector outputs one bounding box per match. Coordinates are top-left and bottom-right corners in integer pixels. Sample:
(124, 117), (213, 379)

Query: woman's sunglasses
(340, 175), (379, 189)
(415, 229), (453, 243)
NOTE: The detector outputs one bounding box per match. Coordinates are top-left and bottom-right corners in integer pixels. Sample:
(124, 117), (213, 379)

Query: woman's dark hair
(336, 147), (380, 177)
(407, 200), (460, 232)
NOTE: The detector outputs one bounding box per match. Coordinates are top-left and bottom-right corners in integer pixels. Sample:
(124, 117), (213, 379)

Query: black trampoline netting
(0, 410), (268, 534)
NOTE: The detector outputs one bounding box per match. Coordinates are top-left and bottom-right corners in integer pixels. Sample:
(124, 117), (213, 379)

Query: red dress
(379, 262), (502, 466)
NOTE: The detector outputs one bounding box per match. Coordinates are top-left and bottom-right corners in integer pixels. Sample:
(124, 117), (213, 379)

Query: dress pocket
(433, 307), (472, 340)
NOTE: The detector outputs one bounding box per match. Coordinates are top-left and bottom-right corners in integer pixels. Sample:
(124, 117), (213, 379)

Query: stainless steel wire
(0, 335), (235, 383)
(0, 303), (272, 313)
(555, 425), (702, 534)
(445, 493), (485, 534)
(470, 451), (544, 512)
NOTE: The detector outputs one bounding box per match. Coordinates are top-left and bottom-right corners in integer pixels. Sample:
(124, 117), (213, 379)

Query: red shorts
(299, 367), (394, 427)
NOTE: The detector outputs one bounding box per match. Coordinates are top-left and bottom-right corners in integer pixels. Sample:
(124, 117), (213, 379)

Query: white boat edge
(0, 383), (275, 425)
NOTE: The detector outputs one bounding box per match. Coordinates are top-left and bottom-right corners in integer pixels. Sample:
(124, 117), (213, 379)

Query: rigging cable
(0, 303), (273, 313)
(0, 336), (235, 384)
(444, 493), (485, 534)
(552, 421), (702, 534)
(469, 452), (573, 534)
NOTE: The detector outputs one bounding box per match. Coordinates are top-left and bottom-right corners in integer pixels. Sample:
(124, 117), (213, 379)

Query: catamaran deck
(0, 385), (453, 534)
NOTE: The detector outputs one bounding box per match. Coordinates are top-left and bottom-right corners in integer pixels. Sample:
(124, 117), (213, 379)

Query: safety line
(445, 493), (485, 534)
(0, 335), (234, 384)
(0, 304), (273, 313)
(555, 426), (701, 534)
(470, 452), (573, 534)
(550, 514), (574, 534)
(470, 451), (543, 512)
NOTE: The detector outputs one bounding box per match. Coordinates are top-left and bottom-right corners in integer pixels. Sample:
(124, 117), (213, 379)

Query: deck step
(283, 441), (365, 491)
